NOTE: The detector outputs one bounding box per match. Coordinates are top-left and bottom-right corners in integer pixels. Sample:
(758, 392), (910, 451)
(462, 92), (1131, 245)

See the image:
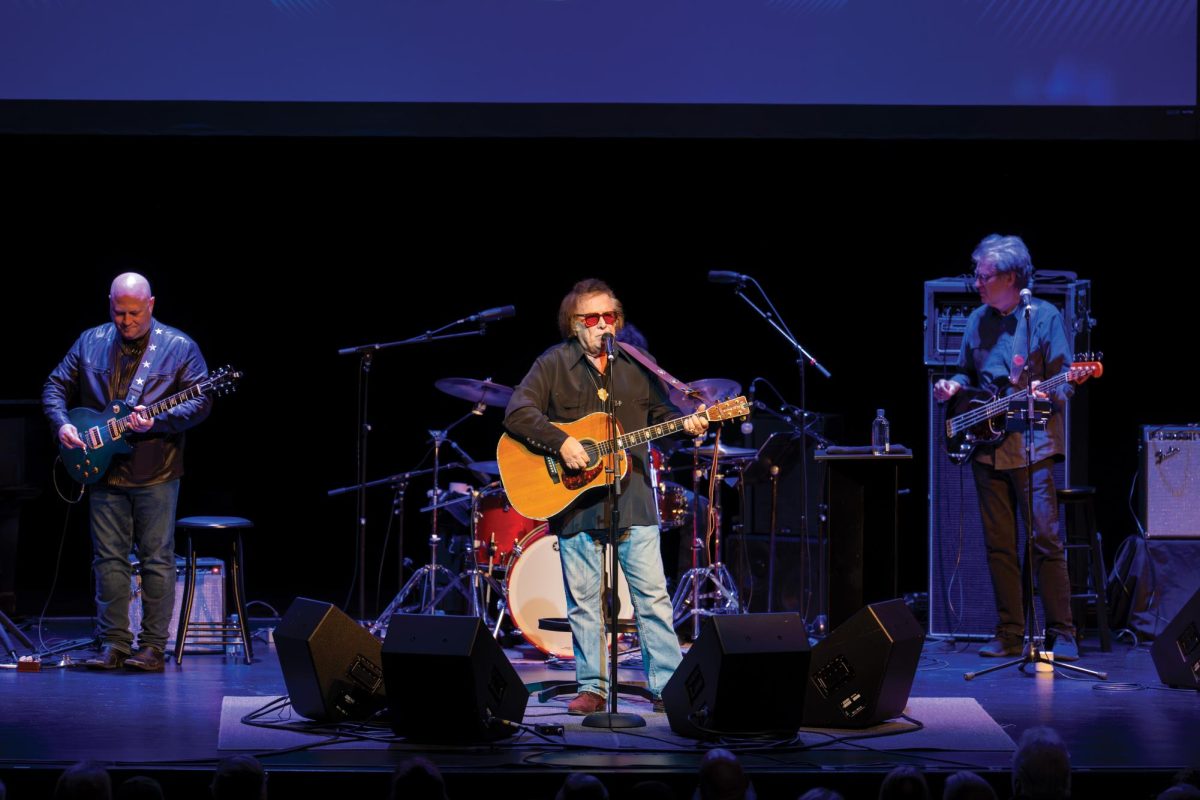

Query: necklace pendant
(597, 387), (608, 402)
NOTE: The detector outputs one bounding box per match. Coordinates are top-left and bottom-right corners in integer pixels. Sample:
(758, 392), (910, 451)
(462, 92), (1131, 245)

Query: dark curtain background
(5, 137), (1194, 621)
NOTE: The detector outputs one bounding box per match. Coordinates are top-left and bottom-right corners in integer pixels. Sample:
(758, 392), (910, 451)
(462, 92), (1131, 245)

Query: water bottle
(871, 409), (890, 455)
(226, 614), (241, 659)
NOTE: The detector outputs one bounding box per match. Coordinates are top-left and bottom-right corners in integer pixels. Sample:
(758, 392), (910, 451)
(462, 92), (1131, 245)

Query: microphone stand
(584, 336), (646, 729)
(725, 276), (832, 634)
(335, 310), (504, 621)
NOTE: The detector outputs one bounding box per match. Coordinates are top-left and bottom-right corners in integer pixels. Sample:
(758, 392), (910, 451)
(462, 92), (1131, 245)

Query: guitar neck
(117, 383), (207, 431)
(987, 370), (1069, 414)
(950, 371), (1070, 436)
(593, 412), (704, 457)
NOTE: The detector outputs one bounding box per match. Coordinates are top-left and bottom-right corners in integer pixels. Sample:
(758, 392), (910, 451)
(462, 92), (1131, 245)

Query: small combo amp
(129, 556), (225, 649)
(1142, 425), (1200, 539)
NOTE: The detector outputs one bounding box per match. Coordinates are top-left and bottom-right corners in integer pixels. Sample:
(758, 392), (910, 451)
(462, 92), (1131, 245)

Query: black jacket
(43, 318), (211, 487)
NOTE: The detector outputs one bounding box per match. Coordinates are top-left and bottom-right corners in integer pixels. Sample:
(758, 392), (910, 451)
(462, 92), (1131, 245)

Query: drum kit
(369, 373), (776, 658)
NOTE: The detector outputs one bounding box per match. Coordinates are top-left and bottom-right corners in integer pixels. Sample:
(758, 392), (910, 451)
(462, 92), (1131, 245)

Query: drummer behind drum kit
(372, 374), (755, 660)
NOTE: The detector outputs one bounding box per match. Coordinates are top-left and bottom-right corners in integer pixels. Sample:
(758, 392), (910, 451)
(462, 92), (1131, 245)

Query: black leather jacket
(42, 318), (211, 487)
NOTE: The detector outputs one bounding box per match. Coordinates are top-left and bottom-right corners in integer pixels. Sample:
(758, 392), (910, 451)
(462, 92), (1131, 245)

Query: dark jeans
(89, 480), (180, 653)
(972, 458), (1074, 640)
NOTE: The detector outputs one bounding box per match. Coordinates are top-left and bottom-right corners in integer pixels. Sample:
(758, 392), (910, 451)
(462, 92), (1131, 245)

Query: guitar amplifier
(129, 556), (226, 649)
(1142, 426), (1200, 539)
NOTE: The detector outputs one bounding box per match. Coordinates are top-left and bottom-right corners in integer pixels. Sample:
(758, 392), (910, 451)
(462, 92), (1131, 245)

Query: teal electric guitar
(59, 365), (242, 485)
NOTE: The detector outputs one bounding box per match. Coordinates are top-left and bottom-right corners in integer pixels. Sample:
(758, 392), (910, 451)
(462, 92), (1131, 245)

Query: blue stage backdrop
(1, 0), (1194, 106)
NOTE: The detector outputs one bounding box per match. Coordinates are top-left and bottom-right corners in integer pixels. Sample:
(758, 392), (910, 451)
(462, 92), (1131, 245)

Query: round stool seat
(177, 516), (254, 530)
(1057, 486), (1096, 501)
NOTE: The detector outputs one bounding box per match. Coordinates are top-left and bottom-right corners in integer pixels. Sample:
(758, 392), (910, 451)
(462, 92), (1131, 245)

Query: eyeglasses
(576, 311), (617, 328)
(974, 271), (1001, 283)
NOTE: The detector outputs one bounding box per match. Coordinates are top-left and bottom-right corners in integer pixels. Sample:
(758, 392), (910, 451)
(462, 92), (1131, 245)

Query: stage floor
(1, 617), (1196, 799)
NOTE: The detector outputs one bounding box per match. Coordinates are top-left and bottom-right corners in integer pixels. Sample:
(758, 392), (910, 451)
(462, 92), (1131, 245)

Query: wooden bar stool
(173, 516), (254, 665)
(1058, 487), (1112, 653)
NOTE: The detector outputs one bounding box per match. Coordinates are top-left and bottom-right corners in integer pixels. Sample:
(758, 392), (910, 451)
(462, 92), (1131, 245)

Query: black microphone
(1019, 288), (1033, 314)
(602, 332), (616, 358)
(707, 270), (749, 285)
(467, 305), (516, 322)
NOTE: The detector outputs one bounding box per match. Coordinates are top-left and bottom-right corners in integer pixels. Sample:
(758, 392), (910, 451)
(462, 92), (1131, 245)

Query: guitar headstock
(206, 365), (244, 396)
(1068, 352), (1103, 383)
(703, 396), (750, 422)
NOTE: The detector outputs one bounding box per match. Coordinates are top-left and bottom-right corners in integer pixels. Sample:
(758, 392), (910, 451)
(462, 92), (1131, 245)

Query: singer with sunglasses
(503, 278), (709, 716)
(933, 234), (1080, 662)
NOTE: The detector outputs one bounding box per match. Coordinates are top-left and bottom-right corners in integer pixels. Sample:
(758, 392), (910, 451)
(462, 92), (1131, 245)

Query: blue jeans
(89, 480), (180, 653)
(557, 525), (682, 699)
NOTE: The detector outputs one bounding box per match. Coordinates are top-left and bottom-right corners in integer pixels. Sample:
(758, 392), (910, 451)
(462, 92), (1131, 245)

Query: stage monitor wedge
(1151, 586), (1200, 690)
(382, 613), (530, 742)
(802, 599), (924, 729)
(275, 597), (387, 722)
(663, 612), (810, 739)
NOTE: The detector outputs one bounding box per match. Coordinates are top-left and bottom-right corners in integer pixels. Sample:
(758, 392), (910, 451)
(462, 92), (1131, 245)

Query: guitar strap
(613, 341), (700, 403)
(123, 321), (169, 407)
(1007, 304), (1033, 388)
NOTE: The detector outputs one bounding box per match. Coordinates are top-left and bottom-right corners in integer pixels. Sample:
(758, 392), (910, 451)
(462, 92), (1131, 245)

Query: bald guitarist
(503, 278), (709, 716)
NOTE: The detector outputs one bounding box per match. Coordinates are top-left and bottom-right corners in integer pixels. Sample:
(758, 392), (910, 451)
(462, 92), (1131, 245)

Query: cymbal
(670, 378), (742, 410)
(466, 460), (500, 476)
(435, 377), (514, 407)
(677, 443), (758, 461)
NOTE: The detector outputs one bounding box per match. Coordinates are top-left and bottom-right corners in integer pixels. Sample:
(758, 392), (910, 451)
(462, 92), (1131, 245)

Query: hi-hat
(670, 378), (742, 410)
(435, 377), (514, 407)
(466, 460), (501, 476)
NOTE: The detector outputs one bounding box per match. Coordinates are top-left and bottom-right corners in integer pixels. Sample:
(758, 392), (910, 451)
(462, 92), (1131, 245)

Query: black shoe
(124, 645), (166, 672)
(980, 636), (1023, 657)
(1048, 633), (1080, 662)
(85, 645), (129, 670)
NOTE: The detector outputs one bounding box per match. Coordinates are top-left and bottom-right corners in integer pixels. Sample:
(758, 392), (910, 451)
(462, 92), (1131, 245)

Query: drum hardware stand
(671, 427), (742, 639)
(429, 485), (511, 636)
(329, 464), (449, 630)
(368, 408), (483, 632)
(336, 306), (510, 620)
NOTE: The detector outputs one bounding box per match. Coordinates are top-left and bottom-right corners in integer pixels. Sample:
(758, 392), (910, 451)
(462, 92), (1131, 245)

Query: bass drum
(505, 527), (633, 659)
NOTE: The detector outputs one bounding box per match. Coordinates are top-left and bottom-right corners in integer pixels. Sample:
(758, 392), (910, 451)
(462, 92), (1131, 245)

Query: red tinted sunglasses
(576, 311), (617, 328)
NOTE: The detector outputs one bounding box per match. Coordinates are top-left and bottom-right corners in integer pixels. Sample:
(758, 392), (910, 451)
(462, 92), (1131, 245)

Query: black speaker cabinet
(927, 374), (1071, 637)
(382, 613), (530, 742)
(1151, 585), (1200, 689)
(275, 597), (386, 722)
(802, 599), (924, 728)
(663, 612), (810, 739)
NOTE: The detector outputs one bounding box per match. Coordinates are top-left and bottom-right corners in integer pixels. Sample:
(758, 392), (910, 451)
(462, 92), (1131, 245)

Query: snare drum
(475, 491), (541, 566)
(504, 527), (633, 658)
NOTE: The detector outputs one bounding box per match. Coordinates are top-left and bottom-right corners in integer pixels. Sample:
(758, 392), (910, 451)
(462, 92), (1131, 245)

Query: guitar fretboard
(109, 382), (209, 437)
(589, 414), (701, 457)
(946, 371), (1073, 437)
